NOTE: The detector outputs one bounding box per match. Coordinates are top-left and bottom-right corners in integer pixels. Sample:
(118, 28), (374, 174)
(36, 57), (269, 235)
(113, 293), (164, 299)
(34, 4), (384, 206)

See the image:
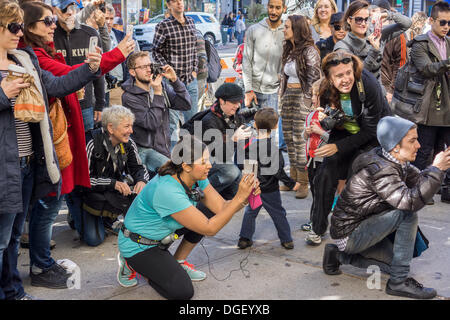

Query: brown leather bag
(49, 98), (72, 170)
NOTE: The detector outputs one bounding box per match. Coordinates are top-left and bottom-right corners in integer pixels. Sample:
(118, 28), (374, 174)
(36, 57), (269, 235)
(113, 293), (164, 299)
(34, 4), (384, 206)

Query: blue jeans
(207, 163), (241, 200)
(239, 191), (292, 243)
(338, 209), (418, 283)
(254, 92), (283, 147)
(81, 107), (94, 132)
(182, 78), (199, 123)
(29, 195), (63, 270)
(138, 147), (169, 173)
(0, 158), (34, 300)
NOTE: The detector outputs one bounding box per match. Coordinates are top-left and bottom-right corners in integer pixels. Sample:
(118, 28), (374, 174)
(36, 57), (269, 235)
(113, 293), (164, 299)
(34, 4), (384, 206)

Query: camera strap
(103, 132), (127, 175)
(354, 79), (366, 119)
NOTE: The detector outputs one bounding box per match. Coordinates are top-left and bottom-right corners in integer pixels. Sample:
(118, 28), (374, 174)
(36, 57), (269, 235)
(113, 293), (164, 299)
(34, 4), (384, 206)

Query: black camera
(105, 73), (118, 90)
(319, 105), (346, 131)
(238, 100), (258, 124)
(150, 63), (163, 79)
(99, 2), (106, 13)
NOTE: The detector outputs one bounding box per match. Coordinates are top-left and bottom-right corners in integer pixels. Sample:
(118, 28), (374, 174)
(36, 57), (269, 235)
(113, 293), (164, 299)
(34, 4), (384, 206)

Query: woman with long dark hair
(117, 136), (260, 299)
(20, 1), (134, 289)
(279, 15), (321, 199)
(305, 50), (391, 246)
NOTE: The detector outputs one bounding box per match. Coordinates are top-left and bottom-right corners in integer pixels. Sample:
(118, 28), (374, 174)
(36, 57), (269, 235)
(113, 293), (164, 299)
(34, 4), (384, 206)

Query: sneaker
(305, 231), (322, 246)
(178, 260), (206, 282)
(117, 252), (138, 288)
(16, 292), (39, 300)
(30, 263), (71, 289)
(281, 241), (294, 250)
(322, 244), (342, 275)
(386, 277), (437, 299)
(237, 237), (253, 249)
(301, 222), (312, 232)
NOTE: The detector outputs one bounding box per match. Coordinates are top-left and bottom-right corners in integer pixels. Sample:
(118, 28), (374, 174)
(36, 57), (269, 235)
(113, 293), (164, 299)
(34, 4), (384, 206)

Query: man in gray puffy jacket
(121, 52), (191, 173)
(324, 116), (450, 299)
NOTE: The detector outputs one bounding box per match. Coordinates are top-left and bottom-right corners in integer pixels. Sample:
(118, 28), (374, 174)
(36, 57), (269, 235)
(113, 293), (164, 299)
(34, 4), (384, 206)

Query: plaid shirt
(152, 15), (198, 84)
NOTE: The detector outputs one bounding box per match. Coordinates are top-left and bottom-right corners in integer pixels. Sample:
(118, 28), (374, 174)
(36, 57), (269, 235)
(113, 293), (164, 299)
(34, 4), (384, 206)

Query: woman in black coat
(305, 50), (391, 246)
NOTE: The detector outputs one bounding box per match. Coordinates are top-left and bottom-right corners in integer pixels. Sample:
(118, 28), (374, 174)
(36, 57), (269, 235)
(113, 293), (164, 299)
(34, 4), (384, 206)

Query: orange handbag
(49, 98), (73, 170)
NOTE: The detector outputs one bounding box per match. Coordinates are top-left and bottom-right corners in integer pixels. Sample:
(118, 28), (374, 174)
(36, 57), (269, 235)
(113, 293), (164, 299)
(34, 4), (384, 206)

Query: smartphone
(372, 13), (382, 38)
(243, 159), (258, 177)
(126, 24), (134, 36)
(89, 36), (98, 54)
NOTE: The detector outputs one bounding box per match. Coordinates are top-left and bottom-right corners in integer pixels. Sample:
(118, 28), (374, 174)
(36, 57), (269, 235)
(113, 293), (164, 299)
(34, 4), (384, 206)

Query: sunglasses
(3, 22), (24, 35)
(438, 19), (450, 27)
(36, 16), (57, 27)
(350, 16), (369, 25)
(326, 57), (352, 67)
(333, 24), (344, 31)
(61, 4), (77, 14)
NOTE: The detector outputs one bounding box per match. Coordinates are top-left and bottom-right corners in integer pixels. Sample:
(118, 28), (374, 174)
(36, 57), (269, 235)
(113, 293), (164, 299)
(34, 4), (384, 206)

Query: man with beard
(52, 0), (105, 132)
(243, 0), (286, 146)
(121, 52), (191, 174)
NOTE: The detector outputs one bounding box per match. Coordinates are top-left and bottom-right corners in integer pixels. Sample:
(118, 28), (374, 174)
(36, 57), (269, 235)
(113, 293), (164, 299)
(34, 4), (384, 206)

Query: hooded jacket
(330, 147), (444, 239)
(121, 78), (191, 157)
(242, 18), (284, 94)
(0, 46), (100, 215)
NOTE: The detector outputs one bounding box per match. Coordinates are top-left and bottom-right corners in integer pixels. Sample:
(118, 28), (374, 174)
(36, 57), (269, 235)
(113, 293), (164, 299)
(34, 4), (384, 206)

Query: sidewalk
(17, 187), (450, 300)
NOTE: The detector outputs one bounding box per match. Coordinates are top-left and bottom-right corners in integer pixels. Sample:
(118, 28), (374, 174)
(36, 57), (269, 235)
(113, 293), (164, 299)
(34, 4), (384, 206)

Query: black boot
(386, 277), (437, 299)
(441, 186), (450, 204)
(322, 244), (342, 275)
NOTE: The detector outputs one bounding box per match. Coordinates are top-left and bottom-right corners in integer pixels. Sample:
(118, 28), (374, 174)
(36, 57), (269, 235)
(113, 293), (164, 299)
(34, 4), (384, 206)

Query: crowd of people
(0, 0), (449, 302)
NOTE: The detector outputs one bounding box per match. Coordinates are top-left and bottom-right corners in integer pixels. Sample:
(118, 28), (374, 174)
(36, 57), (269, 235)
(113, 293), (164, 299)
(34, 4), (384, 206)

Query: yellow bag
(49, 98), (73, 170)
(8, 73), (46, 123)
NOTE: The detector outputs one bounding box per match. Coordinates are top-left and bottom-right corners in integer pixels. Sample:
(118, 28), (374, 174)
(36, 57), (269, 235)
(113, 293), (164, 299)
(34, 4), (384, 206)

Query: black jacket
(53, 22), (105, 111)
(332, 69), (391, 156)
(330, 147), (444, 239)
(243, 137), (295, 193)
(121, 78), (191, 157)
(316, 36), (335, 60)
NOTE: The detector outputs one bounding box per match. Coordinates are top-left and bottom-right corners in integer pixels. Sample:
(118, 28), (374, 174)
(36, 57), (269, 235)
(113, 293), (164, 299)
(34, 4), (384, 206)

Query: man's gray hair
(102, 105), (135, 131)
(106, 4), (115, 15)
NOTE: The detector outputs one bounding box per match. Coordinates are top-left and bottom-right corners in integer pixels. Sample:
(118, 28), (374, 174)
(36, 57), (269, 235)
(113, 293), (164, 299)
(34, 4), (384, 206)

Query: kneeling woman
(118, 136), (260, 300)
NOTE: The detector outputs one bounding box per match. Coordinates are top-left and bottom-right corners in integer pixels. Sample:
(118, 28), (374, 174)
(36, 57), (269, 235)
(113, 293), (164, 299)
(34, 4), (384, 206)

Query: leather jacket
(330, 147), (444, 239)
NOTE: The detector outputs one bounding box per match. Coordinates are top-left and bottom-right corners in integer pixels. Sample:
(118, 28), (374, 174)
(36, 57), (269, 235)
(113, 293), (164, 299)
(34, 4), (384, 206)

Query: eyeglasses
(35, 16), (57, 27)
(333, 24), (344, 31)
(133, 64), (152, 70)
(2, 22), (24, 35)
(350, 16), (369, 25)
(326, 57), (352, 67)
(438, 19), (450, 27)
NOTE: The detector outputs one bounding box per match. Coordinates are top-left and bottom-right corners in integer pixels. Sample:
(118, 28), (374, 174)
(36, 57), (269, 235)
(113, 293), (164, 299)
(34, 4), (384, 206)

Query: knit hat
(371, 0), (391, 11)
(215, 83), (243, 103)
(377, 116), (415, 152)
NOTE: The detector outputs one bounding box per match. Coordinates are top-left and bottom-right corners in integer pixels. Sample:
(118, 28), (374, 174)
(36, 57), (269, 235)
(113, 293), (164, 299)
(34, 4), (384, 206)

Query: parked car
(134, 12), (222, 51)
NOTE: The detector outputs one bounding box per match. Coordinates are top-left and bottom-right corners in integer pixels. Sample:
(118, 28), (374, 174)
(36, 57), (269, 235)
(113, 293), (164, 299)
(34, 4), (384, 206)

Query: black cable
(200, 239), (252, 281)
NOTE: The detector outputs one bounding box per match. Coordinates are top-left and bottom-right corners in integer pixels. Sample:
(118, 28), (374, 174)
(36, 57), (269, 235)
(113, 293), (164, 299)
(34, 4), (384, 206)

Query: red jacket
(33, 43), (126, 195)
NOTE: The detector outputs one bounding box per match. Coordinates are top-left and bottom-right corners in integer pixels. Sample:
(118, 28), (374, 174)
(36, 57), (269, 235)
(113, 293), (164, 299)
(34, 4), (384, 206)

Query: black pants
(307, 160), (322, 223)
(412, 124), (449, 186)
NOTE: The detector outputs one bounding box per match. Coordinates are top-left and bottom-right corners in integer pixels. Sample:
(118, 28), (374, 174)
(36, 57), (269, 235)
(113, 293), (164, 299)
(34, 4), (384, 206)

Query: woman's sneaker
(117, 252), (138, 288)
(178, 260), (207, 282)
(305, 231), (322, 246)
(301, 222), (312, 231)
(237, 237), (253, 249)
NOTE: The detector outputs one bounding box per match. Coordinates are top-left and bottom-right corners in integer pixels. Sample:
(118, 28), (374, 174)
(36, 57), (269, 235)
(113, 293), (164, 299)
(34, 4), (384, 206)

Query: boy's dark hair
(431, 1), (450, 19)
(254, 108), (279, 131)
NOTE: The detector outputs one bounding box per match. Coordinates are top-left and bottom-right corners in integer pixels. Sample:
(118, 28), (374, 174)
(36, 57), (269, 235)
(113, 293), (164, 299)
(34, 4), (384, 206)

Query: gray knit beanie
(377, 116), (416, 152)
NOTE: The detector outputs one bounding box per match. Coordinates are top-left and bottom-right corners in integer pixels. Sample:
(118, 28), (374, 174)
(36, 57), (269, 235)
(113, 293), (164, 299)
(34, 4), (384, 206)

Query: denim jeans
(138, 147), (169, 173)
(81, 107), (94, 132)
(239, 191), (292, 243)
(29, 195), (64, 270)
(182, 78), (199, 123)
(254, 91), (282, 147)
(207, 163), (241, 200)
(0, 157), (34, 300)
(413, 125), (450, 173)
(338, 209), (418, 283)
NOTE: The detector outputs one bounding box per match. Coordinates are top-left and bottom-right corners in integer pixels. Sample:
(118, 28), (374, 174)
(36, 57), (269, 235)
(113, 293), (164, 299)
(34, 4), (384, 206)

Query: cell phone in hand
(89, 36), (98, 54)
(126, 24), (134, 37)
(243, 159), (258, 177)
(372, 14), (382, 38)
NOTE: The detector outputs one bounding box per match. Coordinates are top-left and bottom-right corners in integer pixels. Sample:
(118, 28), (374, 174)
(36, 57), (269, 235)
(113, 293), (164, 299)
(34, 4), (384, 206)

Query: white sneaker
(305, 231), (322, 246)
(56, 259), (77, 274)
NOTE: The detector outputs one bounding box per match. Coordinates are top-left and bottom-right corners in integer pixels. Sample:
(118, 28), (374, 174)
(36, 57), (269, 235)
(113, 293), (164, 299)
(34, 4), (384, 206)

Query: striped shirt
(0, 70), (34, 158)
(152, 15), (198, 84)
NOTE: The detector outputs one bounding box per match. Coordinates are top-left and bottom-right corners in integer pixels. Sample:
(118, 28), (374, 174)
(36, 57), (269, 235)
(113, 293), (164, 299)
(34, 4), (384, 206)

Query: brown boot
(279, 167), (297, 191)
(295, 168), (309, 199)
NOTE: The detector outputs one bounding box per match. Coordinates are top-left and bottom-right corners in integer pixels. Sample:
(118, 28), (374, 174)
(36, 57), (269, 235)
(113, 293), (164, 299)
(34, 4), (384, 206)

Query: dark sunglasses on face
(438, 19), (450, 27)
(326, 57), (352, 67)
(350, 16), (369, 25)
(61, 4), (75, 14)
(4, 22), (24, 35)
(333, 24), (344, 31)
(36, 16), (57, 27)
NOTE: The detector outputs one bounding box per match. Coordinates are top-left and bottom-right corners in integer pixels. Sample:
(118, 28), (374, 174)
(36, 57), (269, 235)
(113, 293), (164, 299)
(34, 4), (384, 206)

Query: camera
(150, 63), (163, 79)
(238, 100), (258, 124)
(99, 2), (106, 13)
(319, 105), (346, 131)
(105, 73), (118, 90)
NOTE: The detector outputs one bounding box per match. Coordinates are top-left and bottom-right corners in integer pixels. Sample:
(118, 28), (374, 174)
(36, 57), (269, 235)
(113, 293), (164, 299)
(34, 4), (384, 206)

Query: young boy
(237, 108), (299, 250)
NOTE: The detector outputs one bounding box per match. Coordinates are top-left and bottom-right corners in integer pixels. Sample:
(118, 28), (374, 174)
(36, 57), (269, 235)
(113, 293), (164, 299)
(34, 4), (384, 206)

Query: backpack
(204, 40), (222, 83)
(181, 108), (211, 135)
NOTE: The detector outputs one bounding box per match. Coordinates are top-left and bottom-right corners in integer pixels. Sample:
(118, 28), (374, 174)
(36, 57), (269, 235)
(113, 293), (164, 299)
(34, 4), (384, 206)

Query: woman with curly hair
(279, 15), (321, 199)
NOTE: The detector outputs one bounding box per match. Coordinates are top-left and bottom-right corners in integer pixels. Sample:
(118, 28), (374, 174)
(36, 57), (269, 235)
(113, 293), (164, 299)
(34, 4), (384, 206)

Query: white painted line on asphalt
(421, 224), (445, 231)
